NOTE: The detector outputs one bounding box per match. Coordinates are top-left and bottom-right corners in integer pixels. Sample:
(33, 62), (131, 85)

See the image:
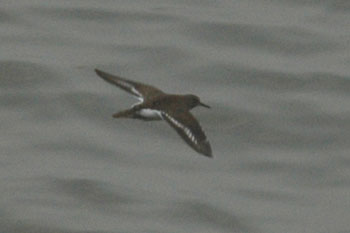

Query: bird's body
(95, 69), (212, 157)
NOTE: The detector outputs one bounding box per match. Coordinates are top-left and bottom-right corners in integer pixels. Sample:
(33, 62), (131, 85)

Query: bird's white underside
(138, 109), (162, 120)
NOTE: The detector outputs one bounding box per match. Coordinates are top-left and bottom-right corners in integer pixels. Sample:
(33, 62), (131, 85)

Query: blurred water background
(1, 0), (350, 232)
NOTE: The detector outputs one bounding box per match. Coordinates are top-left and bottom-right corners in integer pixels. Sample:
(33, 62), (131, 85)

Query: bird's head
(186, 95), (211, 109)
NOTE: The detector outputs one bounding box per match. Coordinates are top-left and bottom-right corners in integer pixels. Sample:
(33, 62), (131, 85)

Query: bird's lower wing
(161, 111), (212, 157)
(95, 69), (164, 101)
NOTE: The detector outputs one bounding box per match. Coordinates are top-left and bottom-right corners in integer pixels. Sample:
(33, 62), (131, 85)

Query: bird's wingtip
(95, 68), (112, 81)
(200, 140), (213, 158)
(200, 142), (213, 158)
(95, 68), (103, 75)
(203, 151), (213, 158)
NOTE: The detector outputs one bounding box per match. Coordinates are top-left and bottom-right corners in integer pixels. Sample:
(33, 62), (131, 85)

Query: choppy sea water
(1, 1), (350, 232)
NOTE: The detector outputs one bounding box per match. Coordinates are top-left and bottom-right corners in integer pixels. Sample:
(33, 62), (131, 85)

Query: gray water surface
(1, 1), (350, 233)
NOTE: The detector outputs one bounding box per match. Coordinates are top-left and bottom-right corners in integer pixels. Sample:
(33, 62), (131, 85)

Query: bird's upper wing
(161, 110), (212, 157)
(95, 69), (164, 101)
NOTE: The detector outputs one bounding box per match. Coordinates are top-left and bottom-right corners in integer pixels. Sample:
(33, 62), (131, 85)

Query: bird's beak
(199, 102), (211, 109)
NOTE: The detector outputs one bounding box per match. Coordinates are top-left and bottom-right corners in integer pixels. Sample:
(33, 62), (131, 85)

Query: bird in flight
(95, 69), (212, 157)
